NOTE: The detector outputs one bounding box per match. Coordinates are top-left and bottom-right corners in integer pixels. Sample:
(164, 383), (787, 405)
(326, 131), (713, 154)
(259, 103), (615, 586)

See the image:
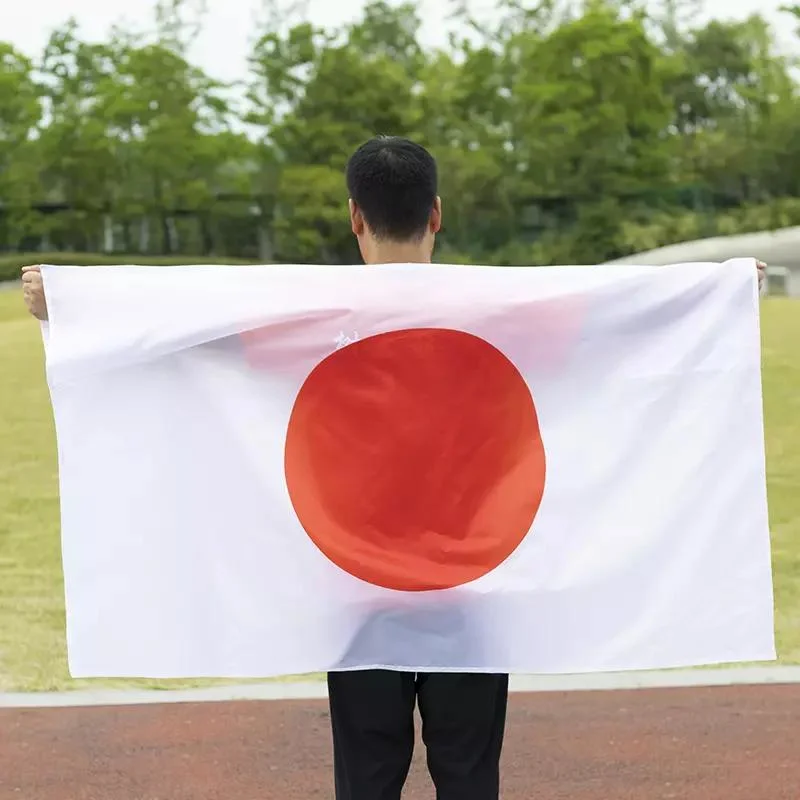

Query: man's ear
(349, 199), (365, 236)
(430, 196), (442, 234)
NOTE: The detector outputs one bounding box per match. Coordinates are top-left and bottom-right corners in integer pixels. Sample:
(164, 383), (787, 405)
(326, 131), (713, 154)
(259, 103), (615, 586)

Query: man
(22, 136), (768, 800)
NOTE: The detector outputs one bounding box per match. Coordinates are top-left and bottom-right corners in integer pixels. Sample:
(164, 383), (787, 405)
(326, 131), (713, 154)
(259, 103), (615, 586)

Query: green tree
(36, 21), (122, 249)
(1, 0), (799, 265)
(0, 43), (42, 247)
(248, 3), (425, 261)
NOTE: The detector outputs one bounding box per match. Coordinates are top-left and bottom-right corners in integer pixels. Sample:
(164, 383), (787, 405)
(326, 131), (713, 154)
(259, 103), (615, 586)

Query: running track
(2, 684), (798, 799)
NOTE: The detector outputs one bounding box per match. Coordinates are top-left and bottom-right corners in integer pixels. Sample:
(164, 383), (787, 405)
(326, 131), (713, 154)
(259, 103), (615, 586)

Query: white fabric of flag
(39, 259), (775, 678)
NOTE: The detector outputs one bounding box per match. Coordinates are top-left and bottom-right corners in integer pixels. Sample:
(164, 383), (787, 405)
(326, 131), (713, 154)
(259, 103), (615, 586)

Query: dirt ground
(2, 684), (798, 799)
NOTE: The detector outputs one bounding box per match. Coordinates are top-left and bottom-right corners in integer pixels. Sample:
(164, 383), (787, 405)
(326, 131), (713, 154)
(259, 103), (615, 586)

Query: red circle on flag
(284, 328), (546, 592)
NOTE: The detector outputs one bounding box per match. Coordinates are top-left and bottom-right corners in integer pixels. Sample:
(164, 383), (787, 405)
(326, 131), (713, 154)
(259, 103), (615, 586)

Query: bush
(0, 252), (260, 283)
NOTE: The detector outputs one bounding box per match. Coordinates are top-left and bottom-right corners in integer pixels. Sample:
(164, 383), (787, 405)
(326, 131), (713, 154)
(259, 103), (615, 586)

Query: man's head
(346, 136), (442, 264)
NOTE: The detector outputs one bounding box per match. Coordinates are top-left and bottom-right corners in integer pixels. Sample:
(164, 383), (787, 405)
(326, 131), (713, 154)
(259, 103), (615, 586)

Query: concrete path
(2, 665), (799, 708)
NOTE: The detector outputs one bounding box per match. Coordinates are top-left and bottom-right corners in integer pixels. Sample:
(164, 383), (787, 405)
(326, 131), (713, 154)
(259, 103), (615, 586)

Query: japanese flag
(39, 259), (774, 678)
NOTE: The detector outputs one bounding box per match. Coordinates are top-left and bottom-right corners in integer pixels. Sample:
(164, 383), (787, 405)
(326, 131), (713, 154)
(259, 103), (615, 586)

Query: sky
(0, 0), (793, 82)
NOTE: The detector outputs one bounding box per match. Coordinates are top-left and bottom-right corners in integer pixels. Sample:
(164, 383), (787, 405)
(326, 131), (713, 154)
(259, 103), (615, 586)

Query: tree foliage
(1, 0), (799, 267)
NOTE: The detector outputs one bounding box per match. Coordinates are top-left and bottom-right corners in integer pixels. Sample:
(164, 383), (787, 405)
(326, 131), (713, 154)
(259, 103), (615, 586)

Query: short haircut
(346, 136), (438, 241)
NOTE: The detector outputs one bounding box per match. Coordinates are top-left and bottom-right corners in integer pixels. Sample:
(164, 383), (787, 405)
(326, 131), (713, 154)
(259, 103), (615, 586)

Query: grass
(0, 290), (799, 692)
(759, 299), (800, 664)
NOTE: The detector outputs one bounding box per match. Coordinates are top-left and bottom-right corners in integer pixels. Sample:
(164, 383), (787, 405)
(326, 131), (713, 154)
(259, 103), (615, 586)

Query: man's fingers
(20, 264), (41, 275)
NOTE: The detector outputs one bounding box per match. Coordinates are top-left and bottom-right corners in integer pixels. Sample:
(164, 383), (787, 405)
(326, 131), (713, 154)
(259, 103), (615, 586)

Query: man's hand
(756, 260), (767, 293)
(21, 265), (48, 321)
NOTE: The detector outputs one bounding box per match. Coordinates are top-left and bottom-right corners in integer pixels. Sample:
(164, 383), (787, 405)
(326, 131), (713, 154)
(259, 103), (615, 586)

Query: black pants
(327, 670), (508, 800)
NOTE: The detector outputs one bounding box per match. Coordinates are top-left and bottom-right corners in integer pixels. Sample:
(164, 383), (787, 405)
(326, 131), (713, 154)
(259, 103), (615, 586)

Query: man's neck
(366, 244), (432, 265)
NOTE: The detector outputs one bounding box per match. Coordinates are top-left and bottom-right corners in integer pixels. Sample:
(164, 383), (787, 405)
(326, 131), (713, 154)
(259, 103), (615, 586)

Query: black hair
(345, 136), (438, 241)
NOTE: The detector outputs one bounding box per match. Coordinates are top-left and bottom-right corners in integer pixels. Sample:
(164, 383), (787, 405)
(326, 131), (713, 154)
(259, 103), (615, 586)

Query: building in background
(606, 228), (800, 296)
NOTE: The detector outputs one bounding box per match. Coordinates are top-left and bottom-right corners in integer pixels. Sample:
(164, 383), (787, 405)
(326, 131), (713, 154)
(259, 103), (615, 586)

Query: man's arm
(21, 265), (48, 321)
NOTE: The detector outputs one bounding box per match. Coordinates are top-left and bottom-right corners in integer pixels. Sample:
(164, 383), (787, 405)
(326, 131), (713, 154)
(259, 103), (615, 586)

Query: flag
(39, 259), (775, 678)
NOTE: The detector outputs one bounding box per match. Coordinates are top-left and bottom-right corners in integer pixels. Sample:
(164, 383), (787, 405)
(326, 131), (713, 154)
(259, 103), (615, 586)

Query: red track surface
(2, 684), (798, 799)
